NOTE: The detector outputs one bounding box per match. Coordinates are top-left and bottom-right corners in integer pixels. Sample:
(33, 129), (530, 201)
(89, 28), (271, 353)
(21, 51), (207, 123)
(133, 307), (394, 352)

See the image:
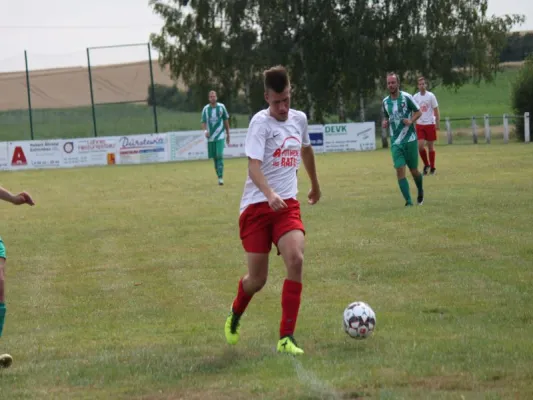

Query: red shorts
(239, 198), (305, 254)
(416, 124), (437, 141)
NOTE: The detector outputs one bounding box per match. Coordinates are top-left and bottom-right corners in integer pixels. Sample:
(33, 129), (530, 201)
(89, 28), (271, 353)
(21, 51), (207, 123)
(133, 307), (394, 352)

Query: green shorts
(207, 139), (225, 159)
(0, 237), (6, 259)
(391, 140), (419, 170)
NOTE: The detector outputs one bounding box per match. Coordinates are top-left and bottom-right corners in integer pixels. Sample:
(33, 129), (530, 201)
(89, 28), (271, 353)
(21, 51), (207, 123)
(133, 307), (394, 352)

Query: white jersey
(240, 108), (311, 214)
(413, 91), (439, 125)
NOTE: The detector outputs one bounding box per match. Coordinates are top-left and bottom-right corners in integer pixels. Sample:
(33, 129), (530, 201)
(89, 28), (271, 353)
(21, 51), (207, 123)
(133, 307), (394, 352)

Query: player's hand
(204, 131), (209, 138)
(267, 191), (287, 211)
(402, 118), (412, 126)
(382, 119), (389, 129)
(308, 186), (321, 205)
(12, 191), (35, 206)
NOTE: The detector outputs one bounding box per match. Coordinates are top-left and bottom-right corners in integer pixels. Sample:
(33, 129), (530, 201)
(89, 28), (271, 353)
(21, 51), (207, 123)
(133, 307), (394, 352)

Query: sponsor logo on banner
(0, 142), (9, 170)
(8, 140), (62, 169)
(308, 124), (325, 153)
(117, 134), (168, 165)
(324, 122), (376, 152)
(168, 131), (207, 161)
(224, 128), (247, 158)
(62, 138), (117, 167)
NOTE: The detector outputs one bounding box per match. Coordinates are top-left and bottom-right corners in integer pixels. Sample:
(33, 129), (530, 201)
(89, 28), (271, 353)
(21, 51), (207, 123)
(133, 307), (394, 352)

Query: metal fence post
(24, 50), (35, 140)
(445, 117), (452, 144)
(525, 112), (530, 143)
(484, 114), (490, 144)
(87, 48), (98, 137)
(147, 42), (159, 133)
(471, 116), (478, 144)
(503, 114), (509, 144)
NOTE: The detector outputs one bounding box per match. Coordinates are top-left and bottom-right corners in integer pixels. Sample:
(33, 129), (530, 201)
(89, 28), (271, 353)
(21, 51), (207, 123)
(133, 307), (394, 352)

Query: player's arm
(223, 105), (230, 144)
(301, 145), (321, 205)
(404, 96), (421, 126)
(382, 101), (389, 129)
(201, 108), (209, 138)
(432, 95), (440, 129)
(0, 186), (34, 206)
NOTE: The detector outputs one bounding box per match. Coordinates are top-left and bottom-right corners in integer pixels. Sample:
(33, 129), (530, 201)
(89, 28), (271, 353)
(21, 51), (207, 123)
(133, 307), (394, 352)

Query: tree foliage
(149, 0), (524, 123)
(511, 55), (533, 141)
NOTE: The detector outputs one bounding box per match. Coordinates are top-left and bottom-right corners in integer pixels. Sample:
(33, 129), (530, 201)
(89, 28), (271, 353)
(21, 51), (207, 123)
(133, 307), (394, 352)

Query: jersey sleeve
(222, 104), (229, 120)
(382, 99), (389, 118)
(301, 112), (311, 147)
(200, 106), (207, 123)
(431, 93), (439, 108)
(245, 119), (267, 162)
(406, 94), (420, 112)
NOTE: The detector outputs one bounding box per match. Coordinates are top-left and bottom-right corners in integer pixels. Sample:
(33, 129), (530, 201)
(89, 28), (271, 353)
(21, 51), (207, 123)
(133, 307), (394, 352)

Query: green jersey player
(0, 185), (35, 369)
(382, 72), (424, 206)
(201, 90), (231, 185)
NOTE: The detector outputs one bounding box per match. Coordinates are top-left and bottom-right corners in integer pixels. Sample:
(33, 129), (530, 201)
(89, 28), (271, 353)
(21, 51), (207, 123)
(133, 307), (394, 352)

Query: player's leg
(215, 139), (225, 185)
(416, 125), (430, 175)
(207, 142), (218, 180)
(273, 200), (305, 355)
(392, 146), (412, 206)
(226, 203), (272, 345)
(407, 141), (424, 205)
(0, 239), (12, 369)
(427, 125), (437, 175)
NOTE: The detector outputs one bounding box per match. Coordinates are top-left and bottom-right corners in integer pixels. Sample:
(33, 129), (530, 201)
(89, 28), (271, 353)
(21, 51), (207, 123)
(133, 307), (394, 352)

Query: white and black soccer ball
(343, 301), (376, 339)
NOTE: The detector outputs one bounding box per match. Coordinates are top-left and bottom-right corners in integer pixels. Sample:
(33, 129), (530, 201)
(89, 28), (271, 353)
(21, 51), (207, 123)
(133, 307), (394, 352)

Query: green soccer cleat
(224, 311), (241, 345)
(0, 353), (13, 369)
(277, 335), (304, 355)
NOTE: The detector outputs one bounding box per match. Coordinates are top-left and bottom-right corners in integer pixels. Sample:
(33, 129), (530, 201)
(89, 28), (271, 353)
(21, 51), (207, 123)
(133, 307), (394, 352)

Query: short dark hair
(387, 72), (400, 84)
(264, 65), (290, 93)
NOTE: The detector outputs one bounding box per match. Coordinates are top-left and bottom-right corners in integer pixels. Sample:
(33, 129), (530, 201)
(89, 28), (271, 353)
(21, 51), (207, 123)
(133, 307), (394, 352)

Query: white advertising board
(116, 134), (168, 165)
(324, 122), (376, 152)
(168, 131), (208, 161)
(61, 137), (117, 167)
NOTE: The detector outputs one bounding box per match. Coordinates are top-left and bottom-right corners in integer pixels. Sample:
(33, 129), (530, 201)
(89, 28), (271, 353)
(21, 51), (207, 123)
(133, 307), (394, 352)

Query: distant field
(0, 63), (524, 141)
(0, 104), (250, 141)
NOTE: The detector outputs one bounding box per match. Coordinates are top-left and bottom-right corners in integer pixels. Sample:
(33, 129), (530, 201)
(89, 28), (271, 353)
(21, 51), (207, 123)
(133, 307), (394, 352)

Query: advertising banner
(61, 137), (117, 167)
(168, 131), (207, 161)
(324, 122), (376, 152)
(8, 140), (62, 169)
(116, 134), (168, 165)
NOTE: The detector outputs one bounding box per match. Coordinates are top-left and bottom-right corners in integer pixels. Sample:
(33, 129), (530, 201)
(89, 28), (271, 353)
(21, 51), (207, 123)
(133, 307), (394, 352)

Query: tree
(511, 55), (533, 141)
(149, 0), (525, 124)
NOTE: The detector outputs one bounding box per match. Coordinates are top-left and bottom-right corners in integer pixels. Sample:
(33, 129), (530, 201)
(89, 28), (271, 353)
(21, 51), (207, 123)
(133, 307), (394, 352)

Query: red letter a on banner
(11, 146), (27, 165)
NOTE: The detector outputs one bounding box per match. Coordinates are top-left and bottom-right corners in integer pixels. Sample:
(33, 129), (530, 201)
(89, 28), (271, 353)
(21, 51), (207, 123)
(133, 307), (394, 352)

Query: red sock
(280, 279), (302, 338)
(232, 278), (253, 315)
(419, 148), (429, 167)
(429, 150), (436, 169)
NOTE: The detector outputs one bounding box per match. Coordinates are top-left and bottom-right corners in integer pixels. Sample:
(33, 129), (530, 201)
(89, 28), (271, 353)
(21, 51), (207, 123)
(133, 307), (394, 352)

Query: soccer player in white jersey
(224, 65), (321, 355)
(0, 185), (35, 369)
(201, 90), (230, 185)
(413, 76), (440, 175)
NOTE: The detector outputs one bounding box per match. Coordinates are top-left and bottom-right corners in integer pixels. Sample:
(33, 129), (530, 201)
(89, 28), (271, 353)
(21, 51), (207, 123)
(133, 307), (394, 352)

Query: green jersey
(382, 91), (420, 146)
(201, 103), (229, 142)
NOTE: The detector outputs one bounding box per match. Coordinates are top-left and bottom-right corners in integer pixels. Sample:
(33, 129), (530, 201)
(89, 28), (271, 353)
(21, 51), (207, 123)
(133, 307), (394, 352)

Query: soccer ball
(343, 301), (376, 339)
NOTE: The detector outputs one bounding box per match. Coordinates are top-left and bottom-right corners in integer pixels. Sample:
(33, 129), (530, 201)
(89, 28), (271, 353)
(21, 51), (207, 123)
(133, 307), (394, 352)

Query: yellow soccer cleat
(224, 311), (241, 345)
(277, 336), (304, 355)
(0, 353), (13, 369)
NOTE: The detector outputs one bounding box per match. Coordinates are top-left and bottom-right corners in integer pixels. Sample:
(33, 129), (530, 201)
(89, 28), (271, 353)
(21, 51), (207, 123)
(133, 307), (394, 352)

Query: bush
(511, 55), (533, 141)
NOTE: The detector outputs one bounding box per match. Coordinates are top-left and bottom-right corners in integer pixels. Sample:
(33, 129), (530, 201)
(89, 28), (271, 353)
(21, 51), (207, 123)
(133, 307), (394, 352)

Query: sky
(1, 0), (532, 73)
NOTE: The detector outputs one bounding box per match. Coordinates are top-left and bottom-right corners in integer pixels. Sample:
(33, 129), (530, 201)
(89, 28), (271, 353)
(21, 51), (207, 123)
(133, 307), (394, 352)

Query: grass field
(0, 67), (524, 142)
(0, 143), (532, 399)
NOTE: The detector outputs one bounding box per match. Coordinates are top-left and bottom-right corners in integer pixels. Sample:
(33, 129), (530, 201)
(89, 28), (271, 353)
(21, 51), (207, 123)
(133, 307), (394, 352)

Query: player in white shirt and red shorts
(413, 76), (440, 175)
(224, 65), (321, 356)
